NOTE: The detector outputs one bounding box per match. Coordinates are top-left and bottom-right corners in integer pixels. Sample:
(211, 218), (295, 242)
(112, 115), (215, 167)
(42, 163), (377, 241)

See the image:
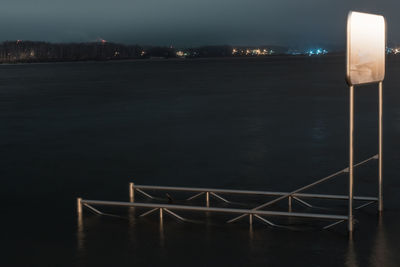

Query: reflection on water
(77, 213), (85, 253)
(346, 236), (359, 267)
(75, 211), (399, 266)
(370, 217), (395, 267)
(128, 207), (136, 243)
(128, 207), (136, 226)
(344, 216), (396, 267)
(76, 212), (86, 267)
(159, 209), (165, 247)
(4, 56), (397, 266)
(249, 224), (254, 241)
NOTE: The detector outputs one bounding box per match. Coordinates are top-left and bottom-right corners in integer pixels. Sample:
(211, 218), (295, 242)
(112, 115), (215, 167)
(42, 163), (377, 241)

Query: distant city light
(253, 49), (261, 55)
(387, 47), (400, 55)
(306, 48), (328, 56)
(95, 38), (107, 44)
(176, 50), (190, 57)
(231, 47), (273, 56)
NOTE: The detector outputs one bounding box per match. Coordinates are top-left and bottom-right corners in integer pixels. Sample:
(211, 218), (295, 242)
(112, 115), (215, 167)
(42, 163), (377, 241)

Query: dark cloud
(0, 0), (399, 48)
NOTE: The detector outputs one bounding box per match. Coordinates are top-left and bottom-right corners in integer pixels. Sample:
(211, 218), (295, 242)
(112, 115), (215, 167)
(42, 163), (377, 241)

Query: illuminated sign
(346, 11), (386, 85)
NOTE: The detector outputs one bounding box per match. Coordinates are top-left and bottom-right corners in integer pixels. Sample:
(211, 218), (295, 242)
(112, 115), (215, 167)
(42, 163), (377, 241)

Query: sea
(1, 56), (400, 266)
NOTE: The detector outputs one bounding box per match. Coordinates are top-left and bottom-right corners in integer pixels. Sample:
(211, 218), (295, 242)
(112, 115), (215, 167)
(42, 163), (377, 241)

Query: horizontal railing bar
(131, 185), (377, 201)
(298, 194), (377, 201)
(80, 199), (348, 220)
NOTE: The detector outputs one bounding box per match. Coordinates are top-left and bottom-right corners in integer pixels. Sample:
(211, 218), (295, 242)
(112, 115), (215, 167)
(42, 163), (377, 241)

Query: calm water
(1, 56), (400, 266)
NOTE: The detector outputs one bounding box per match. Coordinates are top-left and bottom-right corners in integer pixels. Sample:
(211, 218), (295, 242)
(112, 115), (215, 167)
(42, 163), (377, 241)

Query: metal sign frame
(346, 11), (385, 232)
(346, 11), (386, 86)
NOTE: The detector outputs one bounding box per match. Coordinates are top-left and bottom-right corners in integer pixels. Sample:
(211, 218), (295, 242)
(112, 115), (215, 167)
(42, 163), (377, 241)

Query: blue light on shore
(287, 48), (329, 56)
(306, 48), (328, 56)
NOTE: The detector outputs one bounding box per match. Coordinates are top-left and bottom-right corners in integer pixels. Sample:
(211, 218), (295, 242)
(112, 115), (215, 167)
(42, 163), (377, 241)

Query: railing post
(206, 192), (210, 207)
(77, 198), (82, 214)
(159, 208), (163, 220)
(129, 182), (135, 203)
(249, 214), (253, 225)
(288, 196), (292, 212)
(378, 82), (383, 213)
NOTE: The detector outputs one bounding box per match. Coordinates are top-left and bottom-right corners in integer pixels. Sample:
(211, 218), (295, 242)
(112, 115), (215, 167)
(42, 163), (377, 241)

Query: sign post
(346, 11), (386, 232)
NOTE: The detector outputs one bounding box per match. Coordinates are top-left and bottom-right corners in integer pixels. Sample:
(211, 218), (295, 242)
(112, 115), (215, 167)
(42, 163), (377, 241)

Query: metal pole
(378, 81), (383, 213)
(288, 196), (292, 212)
(159, 208), (163, 220)
(249, 214), (253, 225)
(206, 192), (210, 207)
(129, 182), (135, 202)
(77, 197), (82, 214)
(349, 85), (354, 232)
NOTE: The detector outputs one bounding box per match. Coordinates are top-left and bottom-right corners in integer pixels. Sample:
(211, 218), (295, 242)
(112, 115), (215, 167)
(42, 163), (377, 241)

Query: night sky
(1, 0), (399, 48)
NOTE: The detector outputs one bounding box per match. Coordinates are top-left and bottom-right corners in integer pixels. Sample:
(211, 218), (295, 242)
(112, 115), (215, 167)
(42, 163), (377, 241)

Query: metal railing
(77, 154), (379, 231)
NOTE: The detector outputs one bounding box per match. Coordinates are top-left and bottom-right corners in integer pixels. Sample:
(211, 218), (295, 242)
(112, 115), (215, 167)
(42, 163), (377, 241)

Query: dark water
(1, 56), (400, 266)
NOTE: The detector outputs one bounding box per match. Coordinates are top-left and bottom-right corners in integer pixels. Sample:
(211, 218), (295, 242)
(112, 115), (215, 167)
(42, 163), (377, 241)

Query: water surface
(1, 56), (400, 266)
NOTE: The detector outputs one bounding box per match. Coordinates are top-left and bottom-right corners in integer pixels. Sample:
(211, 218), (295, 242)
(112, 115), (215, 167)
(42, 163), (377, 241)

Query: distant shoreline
(0, 53), (348, 66)
(0, 40), (344, 65)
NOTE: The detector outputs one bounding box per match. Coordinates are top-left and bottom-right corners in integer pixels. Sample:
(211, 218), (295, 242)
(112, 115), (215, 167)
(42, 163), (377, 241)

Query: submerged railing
(77, 154), (379, 231)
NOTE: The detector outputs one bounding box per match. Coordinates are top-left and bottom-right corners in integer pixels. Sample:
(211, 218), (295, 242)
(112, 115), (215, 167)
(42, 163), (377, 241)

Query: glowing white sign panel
(346, 11), (386, 85)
